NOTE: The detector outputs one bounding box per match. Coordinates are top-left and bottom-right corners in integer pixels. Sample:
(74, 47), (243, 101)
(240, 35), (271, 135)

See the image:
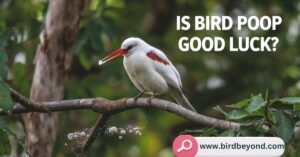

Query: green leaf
(106, 0), (125, 8)
(295, 140), (300, 157)
(220, 94), (265, 120)
(75, 31), (87, 54)
(0, 49), (8, 80)
(0, 119), (18, 141)
(270, 97), (300, 111)
(0, 63), (8, 80)
(0, 28), (17, 48)
(0, 49), (8, 64)
(285, 110), (300, 117)
(0, 118), (25, 155)
(78, 53), (93, 70)
(273, 110), (294, 144)
(226, 98), (250, 109)
(0, 82), (13, 112)
(239, 123), (263, 136)
(0, 128), (11, 155)
(246, 94), (265, 113)
(272, 97), (300, 105)
(215, 106), (248, 120)
(226, 109), (248, 120)
(219, 130), (235, 137)
(294, 104), (300, 111)
(0, 118), (24, 148)
(214, 105), (227, 115)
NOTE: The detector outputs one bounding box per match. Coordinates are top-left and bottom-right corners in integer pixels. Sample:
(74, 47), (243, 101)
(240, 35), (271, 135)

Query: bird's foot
(134, 91), (145, 104)
(147, 95), (155, 105)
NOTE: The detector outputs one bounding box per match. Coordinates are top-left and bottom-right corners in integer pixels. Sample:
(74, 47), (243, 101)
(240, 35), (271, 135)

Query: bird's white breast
(123, 53), (169, 95)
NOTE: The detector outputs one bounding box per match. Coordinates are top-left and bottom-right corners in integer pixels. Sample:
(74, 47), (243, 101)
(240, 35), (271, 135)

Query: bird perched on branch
(98, 37), (196, 112)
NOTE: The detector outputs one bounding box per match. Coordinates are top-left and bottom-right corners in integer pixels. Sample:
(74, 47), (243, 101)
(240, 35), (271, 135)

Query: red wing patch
(146, 52), (169, 65)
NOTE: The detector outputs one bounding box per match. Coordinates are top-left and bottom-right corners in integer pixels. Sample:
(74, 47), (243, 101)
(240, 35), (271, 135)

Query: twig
(10, 88), (49, 112)
(263, 90), (276, 135)
(81, 114), (111, 153)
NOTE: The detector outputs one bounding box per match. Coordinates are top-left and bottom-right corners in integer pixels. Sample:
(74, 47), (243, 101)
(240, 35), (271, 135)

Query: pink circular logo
(172, 135), (198, 157)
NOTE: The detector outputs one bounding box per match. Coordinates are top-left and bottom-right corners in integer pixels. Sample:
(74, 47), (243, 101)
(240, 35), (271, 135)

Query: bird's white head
(99, 37), (147, 65)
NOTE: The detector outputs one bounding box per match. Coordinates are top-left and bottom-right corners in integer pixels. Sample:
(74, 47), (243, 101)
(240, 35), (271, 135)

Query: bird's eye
(126, 45), (134, 51)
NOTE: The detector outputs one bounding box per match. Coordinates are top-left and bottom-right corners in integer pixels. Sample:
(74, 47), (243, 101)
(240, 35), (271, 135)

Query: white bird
(98, 37), (196, 112)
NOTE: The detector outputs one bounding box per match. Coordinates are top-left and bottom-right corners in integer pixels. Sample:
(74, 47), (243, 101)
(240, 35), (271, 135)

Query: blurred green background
(1, 0), (300, 156)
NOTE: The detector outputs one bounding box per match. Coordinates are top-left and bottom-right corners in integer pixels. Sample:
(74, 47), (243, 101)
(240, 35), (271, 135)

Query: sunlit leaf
(246, 94), (265, 113)
(107, 0), (125, 8)
(226, 98), (250, 109)
(215, 106), (248, 120)
(226, 109), (248, 120)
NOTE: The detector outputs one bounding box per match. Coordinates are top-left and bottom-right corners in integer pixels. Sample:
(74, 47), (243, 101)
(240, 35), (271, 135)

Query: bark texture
(25, 0), (84, 156)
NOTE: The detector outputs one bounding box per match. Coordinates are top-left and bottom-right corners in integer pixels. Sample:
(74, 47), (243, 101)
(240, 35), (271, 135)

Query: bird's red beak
(98, 48), (127, 65)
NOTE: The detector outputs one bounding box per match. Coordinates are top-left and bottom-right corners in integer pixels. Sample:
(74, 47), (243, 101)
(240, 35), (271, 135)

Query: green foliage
(0, 128), (11, 155)
(0, 52), (8, 80)
(0, 29), (16, 112)
(215, 93), (300, 153)
(247, 94), (266, 113)
(0, 118), (25, 156)
(273, 97), (300, 105)
(273, 110), (295, 144)
(271, 97), (300, 111)
(0, 30), (13, 80)
(0, 28), (20, 156)
(215, 94), (266, 120)
(219, 130), (235, 137)
(0, 82), (13, 112)
(239, 122), (265, 136)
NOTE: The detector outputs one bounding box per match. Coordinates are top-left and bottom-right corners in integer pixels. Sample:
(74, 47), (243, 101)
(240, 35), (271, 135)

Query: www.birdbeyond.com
(0, 1), (300, 157)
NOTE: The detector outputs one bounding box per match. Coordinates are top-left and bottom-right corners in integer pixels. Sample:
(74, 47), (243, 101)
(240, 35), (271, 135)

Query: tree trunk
(25, 1), (84, 156)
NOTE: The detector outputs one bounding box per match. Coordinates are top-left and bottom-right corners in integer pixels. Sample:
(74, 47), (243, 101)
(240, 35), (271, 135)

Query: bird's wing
(146, 49), (183, 90)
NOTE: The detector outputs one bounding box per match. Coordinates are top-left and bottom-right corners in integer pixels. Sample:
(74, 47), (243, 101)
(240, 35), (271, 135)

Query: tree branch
(10, 88), (49, 112)
(1, 96), (241, 130)
(3, 89), (300, 152)
(82, 114), (111, 153)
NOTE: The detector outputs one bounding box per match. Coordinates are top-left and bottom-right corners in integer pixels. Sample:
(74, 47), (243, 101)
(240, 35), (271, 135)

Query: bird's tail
(169, 87), (197, 112)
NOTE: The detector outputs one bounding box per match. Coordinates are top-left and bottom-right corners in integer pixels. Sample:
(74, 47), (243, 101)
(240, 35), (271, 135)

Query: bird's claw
(134, 91), (144, 104)
(147, 95), (154, 105)
(133, 97), (138, 104)
(147, 98), (152, 105)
